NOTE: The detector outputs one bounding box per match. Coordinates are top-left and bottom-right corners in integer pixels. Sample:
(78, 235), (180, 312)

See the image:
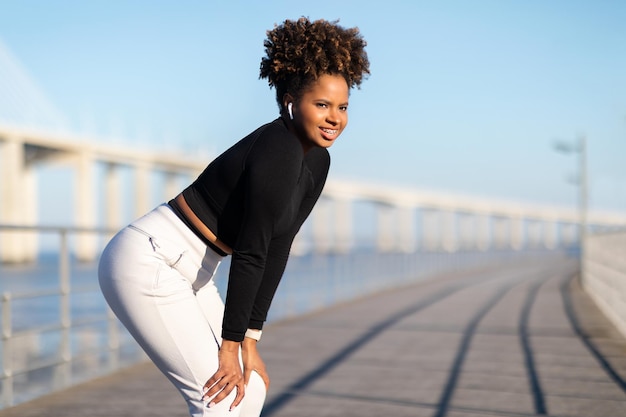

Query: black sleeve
(248, 148), (331, 330)
(220, 133), (304, 342)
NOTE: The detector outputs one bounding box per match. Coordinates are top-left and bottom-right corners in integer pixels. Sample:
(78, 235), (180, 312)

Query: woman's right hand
(202, 341), (245, 411)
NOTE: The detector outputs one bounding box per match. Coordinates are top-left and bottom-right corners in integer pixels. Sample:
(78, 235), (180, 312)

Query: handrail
(0, 223), (572, 410)
(0, 223), (114, 233)
(0, 223), (144, 409)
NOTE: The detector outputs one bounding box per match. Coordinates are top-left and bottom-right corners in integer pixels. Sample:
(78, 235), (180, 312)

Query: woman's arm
(221, 132), (305, 342)
(247, 147), (331, 330)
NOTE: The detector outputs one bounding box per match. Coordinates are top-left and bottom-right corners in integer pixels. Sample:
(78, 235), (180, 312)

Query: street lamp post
(553, 135), (588, 284)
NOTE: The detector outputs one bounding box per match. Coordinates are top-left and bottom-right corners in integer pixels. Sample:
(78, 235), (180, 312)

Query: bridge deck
(2, 257), (626, 417)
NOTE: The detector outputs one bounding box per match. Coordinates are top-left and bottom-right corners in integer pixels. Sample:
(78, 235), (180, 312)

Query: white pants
(98, 204), (266, 417)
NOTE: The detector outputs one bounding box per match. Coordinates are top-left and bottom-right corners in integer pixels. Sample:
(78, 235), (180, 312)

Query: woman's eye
(316, 103), (328, 108)
(339, 106), (348, 111)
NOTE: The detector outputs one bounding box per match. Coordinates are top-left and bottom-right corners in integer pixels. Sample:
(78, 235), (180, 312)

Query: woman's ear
(282, 94), (295, 120)
(282, 93), (294, 110)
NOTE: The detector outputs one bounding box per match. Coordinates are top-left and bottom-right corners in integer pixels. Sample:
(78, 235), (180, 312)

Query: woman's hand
(202, 341), (245, 411)
(241, 338), (270, 391)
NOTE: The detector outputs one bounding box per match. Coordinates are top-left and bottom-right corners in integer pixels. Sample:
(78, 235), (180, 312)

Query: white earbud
(287, 103), (293, 120)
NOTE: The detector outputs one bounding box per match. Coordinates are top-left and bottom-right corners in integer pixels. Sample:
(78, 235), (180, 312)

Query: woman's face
(290, 74), (349, 152)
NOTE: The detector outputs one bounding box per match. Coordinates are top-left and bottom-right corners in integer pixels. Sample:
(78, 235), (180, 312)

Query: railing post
(1, 292), (13, 408)
(55, 230), (71, 389)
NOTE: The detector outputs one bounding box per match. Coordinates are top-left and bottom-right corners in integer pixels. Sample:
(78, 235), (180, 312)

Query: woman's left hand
(241, 338), (270, 391)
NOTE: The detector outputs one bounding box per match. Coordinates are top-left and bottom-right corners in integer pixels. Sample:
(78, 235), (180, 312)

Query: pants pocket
(153, 238), (186, 268)
(128, 224), (215, 291)
(149, 235), (211, 290)
(129, 224), (187, 266)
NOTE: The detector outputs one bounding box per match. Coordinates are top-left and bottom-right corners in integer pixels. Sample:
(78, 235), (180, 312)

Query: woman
(98, 17), (369, 417)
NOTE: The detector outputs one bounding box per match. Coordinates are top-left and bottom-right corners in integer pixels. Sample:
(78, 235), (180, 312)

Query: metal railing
(0, 224), (145, 409)
(0, 223), (573, 410)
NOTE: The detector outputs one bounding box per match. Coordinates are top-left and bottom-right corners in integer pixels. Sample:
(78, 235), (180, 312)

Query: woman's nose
(326, 109), (339, 124)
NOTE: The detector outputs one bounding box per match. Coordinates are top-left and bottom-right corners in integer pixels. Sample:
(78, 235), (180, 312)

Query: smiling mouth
(321, 128), (338, 136)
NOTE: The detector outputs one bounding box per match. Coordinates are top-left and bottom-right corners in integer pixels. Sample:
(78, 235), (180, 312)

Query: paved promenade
(2, 256), (626, 416)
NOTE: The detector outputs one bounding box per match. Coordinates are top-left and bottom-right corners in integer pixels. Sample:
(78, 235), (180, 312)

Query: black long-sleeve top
(174, 118), (330, 342)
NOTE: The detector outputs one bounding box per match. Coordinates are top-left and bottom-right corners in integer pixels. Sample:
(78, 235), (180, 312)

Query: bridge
(2, 123), (626, 264)
(1, 36), (626, 416)
(1, 34), (625, 264)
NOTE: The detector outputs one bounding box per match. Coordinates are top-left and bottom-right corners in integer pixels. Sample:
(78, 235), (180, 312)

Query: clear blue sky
(1, 0), (625, 216)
